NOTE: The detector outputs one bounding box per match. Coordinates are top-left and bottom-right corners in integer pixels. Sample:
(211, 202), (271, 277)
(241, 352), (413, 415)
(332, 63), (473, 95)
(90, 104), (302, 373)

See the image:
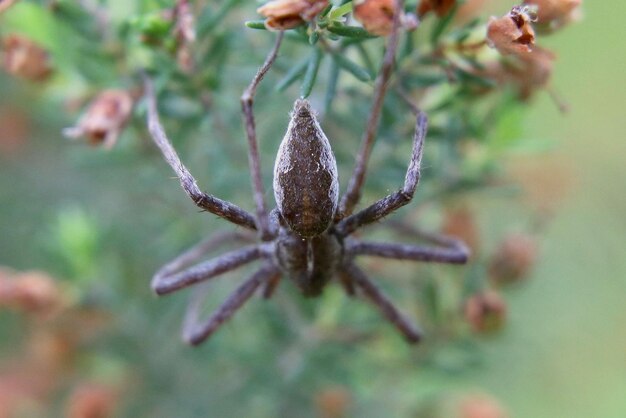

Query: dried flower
(523, 0), (582, 31)
(458, 393), (509, 418)
(442, 206), (480, 253)
(0, 105), (30, 156)
(0, 270), (62, 317)
(1, 34), (53, 82)
(353, 0), (396, 36)
(65, 383), (117, 418)
(257, 0), (329, 30)
(489, 233), (537, 284)
(417, 0), (457, 18)
(315, 386), (351, 418)
(174, 0), (195, 73)
(464, 290), (506, 333)
(486, 5), (537, 56)
(63, 89), (134, 149)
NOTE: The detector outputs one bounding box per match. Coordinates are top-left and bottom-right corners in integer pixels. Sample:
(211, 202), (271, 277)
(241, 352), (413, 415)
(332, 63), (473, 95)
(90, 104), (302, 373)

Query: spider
(142, 8), (469, 346)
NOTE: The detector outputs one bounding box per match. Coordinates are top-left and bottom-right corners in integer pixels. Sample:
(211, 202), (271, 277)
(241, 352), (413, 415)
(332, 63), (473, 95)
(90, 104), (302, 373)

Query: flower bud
(2, 34), (53, 82)
(486, 5), (537, 56)
(464, 290), (506, 334)
(489, 233), (537, 284)
(257, 0), (329, 30)
(63, 90), (134, 149)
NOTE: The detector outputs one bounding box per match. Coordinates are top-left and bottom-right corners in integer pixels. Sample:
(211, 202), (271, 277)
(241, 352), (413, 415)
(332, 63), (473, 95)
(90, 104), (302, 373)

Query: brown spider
(143, 5), (468, 346)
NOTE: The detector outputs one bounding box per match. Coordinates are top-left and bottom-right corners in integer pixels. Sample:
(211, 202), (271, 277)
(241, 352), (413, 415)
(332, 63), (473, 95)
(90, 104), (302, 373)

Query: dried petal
(63, 90), (134, 149)
(257, 0), (328, 30)
(417, 0), (457, 18)
(464, 290), (506, 333)
(486, 6), (537, 56)
(2, 34), (53, 82)
(353, 0), (396, 36)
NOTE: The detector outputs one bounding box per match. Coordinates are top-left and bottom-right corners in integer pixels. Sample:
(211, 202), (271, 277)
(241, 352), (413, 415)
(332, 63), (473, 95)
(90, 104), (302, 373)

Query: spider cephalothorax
(143, 10), (469, 346)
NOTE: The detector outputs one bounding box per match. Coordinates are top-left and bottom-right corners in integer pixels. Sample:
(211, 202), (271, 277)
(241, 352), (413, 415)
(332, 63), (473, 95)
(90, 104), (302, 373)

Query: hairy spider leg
(241, 32), (285, 239)
(336, 110), (427, 236)
(144, 78), (257, 230)
(338, 0), (405, 219)
(340, 263), (423, 343)
(182, 263), (281, 345)
(152, 245), (262, 295)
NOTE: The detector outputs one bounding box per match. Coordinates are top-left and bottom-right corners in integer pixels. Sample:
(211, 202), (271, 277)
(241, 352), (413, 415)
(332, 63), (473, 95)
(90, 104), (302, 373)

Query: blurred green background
(0, 1), (625, 417)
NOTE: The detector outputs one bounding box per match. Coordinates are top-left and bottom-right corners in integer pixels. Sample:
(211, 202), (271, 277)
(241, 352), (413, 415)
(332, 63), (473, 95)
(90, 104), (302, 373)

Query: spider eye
(273, 100), (339, 237)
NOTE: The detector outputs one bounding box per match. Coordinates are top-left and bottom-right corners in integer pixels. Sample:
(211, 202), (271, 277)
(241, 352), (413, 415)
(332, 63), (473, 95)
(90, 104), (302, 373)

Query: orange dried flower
(488, 233), (537, 284)
(257, 0), (328, 30)
(523, 0), (581, 30)
(486, 5), (537, 56)
(66, 383), (117, 418)
(458, 393), (509, 418)
(63, 89), (134, 149)
(0, 270), (62, 317)
(2, 34), (53, 82)
(464, 290), (506, 333)
(442, 206), (480, 253)
(353, 0), (397, 36)
(417, 0), (457, 18)
(315, 386), (351, 418)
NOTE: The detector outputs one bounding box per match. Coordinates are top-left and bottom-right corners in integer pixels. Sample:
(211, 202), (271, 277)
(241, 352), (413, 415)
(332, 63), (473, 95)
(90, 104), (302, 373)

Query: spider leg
(144, 77), (257, 230)
(346, 230), (469, 265)
(241, 32), (284, 239)
(341, 262), (422, 343)
(336, 110), (427, 236)
(152, 245), (262, 295)
(182, 263), (281, 345)
(338, 0), (405, 219)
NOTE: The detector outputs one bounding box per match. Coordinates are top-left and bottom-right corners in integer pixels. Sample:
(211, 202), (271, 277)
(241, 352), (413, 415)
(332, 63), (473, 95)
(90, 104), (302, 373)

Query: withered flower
(486, 5), (537, 56)
(0, 270), (62, 317)
(353, 0), (395, 36)
(2, 34), (53, 82)
(66, 383), (118, 418)
(417, 0), (457, 18)
(63, 89), (134, 149)
(464, 290), (507, 334)
(458, 393), (510, 418)
(315, 386), (351, 418)
(257, 0), (329, 30)
(442, 206), (480, 253)
(488, 233), (537, 284)
(523, 0), (582, 31)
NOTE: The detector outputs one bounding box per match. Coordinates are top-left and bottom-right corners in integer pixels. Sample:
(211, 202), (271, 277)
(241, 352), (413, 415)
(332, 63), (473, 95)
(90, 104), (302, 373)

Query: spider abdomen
(273, 100), (339, 238)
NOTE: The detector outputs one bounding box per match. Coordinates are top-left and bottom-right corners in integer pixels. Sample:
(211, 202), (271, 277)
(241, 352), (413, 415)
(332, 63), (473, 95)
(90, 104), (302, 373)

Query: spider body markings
(143, 4), (469, 346)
